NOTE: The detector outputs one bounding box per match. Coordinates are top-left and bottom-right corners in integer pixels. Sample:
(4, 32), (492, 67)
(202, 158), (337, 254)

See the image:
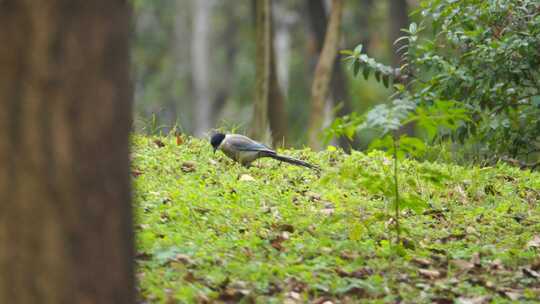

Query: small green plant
(326, 70), (468, 244)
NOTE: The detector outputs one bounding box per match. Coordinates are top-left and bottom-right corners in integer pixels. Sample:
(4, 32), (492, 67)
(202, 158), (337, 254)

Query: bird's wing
(227, 135), (275, 153)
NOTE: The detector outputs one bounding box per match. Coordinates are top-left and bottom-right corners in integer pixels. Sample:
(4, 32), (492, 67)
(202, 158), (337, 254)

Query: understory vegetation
(133, 135), (540, 303)
(331, 0), (540, 166)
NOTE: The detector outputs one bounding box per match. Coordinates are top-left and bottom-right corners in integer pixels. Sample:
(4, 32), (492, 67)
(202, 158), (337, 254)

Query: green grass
(132, 135), (540, 303)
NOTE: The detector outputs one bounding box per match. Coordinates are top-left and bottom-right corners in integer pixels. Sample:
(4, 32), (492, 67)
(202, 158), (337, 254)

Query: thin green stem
(392, 135), (401, 244)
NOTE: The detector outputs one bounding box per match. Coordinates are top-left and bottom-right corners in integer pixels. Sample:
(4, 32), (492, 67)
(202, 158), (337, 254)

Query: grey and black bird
(210, 133), (318, 170)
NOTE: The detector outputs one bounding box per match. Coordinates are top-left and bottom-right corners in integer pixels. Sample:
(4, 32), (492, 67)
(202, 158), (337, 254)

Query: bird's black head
(210, 132), (226, 152)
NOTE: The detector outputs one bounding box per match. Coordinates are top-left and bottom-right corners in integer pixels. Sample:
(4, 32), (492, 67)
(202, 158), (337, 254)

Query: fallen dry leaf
(418, 268), (442, 279)
(176, 135), (183, 145)
(527, 235), (540, 248)
(339, 250), (359, 261)
(412, 257), (432, 267)
(451, 259), (474, 272)
(431, 298), (453, 304)
(336, 267), (373, 279)
(239, 174), (255, 182)
(465, 226), (479, 236)
(305, 191), (321, 201)
(218, 287), (249, 302)
(173, 253), (195, 265)
(456, 295), (491, 304)
(286, 291), (301, 301)
(489, 258), (504, 271)
(154, 139), (165, 148)
(181, 161), (196, 173)
(501, 289), (522, 301)
(274, 223), (295, 233)
(135, 251), (152, 261)
(312, 297), (334, 304)
(523, 267), (540, 278)
(270, 233), (289, 251)
(470, 252), (481, 266)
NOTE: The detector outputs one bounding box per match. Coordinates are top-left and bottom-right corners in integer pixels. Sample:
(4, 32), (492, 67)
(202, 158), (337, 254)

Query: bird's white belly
(238, 151), (260, 165)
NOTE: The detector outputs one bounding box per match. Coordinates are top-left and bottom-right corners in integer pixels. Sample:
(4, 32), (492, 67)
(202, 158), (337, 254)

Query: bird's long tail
(267, 153), (319, 170)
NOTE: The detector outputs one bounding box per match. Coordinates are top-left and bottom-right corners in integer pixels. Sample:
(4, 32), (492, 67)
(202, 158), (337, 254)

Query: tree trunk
(268, 39), (288, 146)
(0, 1), (134, 303)
(389, 0), (414, 136)
(267, 2), (288, 147)
(308, 0), (343, 150)
(212, 3), (239, 124)
(251, 0), (272, 142)
(389, 0), (409, 67)
(358, 0), (374, 53)
(307, 0), (351, 150)
(192, 0), (213, 136)
(173, 0), (192, 130)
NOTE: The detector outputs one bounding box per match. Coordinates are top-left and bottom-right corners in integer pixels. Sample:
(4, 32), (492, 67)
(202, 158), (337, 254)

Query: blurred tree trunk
(173, 0), (191, 129)
(212, 3), (238, 124)
(273, 2), (295, 96)
(308, 0), (343, 150)
(389, 0), (414, 136)
(389, 0), (409, 66)
(268, 41), (288, 146)
(0, 1), (134, 303)
(267, 3), (288, 147)
(358, 0), (374, 53)
(251, 0), (271, 142)
(192, 0), (213, 136)
(307, 0), (351, 151)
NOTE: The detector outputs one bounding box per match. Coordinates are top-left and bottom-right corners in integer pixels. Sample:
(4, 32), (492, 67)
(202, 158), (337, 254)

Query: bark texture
(389, 0), (415, 136)
(389, 0), (409, 66)
(307, 0), (353, 151)
(268, 10), (288, 147)
(0, 1), (134, 303)
(192, 0), (213, 136)
(212, 3), (239, 124)
(251, 0), (272, 142)
(308, 0), (343, 150)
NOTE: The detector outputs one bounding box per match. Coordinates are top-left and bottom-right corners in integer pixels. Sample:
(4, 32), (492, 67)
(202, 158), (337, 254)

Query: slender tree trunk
(308, 0), (343, 150)
(389, 0), (414, 136)
(212, 3), (239, 124)
(307, 0), (351, 150)
(358, 0), (374, 53)
(273, 2), (295, 96)
(173, 0), (191, 130)
(268, 37), (288, 146)
(389, 0), (409, 67)
(0, 1), (134, 303)
(192, 0), (213, 136)
(251, 0), (272, 142)
(267, 2), (288, 146)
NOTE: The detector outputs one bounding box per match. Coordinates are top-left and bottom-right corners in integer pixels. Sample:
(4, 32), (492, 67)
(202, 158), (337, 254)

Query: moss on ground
(133, 135), (540, 303)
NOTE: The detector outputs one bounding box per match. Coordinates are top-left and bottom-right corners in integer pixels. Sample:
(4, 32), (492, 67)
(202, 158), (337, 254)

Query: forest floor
(132, 135), (540, 304)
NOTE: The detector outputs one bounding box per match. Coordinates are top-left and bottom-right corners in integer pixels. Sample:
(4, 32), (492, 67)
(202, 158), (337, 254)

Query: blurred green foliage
(329, 0), (540, 165)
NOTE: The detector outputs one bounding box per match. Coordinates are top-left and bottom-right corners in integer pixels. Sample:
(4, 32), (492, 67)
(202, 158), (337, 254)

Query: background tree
(389, 0), (409, 66)
(251, 0), (272, 142)
(308, 0), (343, 150)
(307, 0), (353, 150)
(268, 2), (288, 146)
(0, 1), (134, 302)
(192, 0), (213, 136)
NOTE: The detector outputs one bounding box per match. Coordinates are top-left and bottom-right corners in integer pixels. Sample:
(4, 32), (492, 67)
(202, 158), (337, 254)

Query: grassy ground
(132, 135), (540, 303)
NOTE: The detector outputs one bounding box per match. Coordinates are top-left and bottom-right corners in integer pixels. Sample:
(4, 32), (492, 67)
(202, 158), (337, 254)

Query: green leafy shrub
(331, 0), (540, 165)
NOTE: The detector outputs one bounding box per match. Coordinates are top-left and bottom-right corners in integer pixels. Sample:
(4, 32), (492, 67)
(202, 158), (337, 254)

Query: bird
(210, 132), (318, 170)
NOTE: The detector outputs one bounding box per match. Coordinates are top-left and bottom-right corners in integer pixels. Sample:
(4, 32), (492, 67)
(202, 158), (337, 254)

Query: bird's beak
(213, 147), (217, 154)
